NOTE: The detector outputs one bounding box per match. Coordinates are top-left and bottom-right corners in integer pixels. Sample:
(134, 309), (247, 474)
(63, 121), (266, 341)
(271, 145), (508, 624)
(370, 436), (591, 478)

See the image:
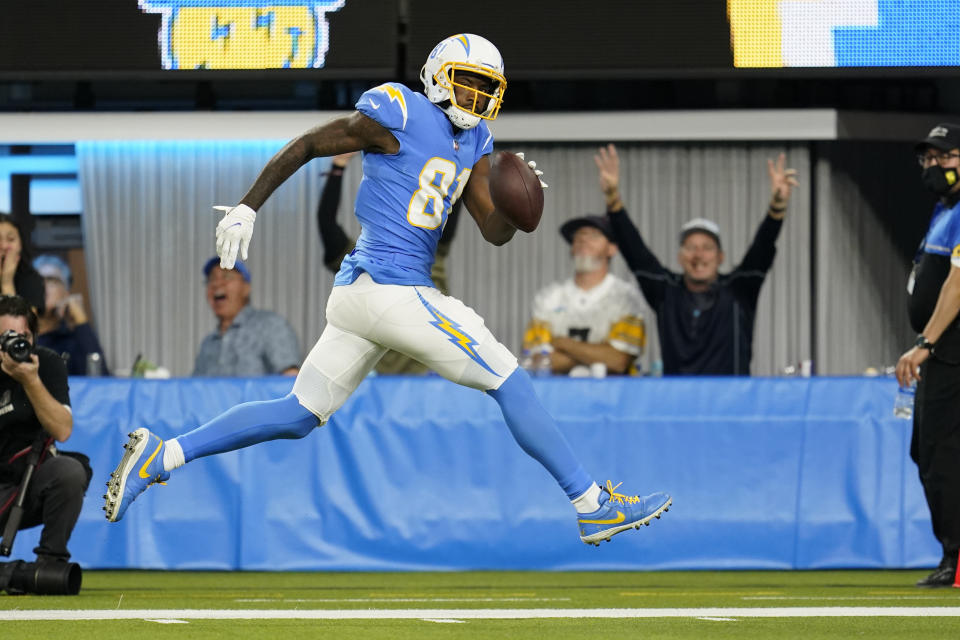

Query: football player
(104, 34), (671, 546)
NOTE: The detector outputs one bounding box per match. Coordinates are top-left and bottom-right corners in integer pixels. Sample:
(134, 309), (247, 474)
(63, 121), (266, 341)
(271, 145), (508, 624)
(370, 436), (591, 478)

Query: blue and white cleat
(103, 428), (169, 522)
(578, 480), (672, 546)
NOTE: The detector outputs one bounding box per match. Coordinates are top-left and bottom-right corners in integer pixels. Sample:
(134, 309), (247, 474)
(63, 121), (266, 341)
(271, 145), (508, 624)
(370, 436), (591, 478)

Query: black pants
(0, 455), (89, 561)
(911, 356), (960, 565)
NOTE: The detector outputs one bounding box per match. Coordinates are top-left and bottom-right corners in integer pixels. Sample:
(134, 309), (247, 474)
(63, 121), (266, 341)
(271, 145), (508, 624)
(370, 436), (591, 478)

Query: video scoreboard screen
(0, 1), (956, 77)
(407, 0), (960, 78)
(0, 0), (397, 75)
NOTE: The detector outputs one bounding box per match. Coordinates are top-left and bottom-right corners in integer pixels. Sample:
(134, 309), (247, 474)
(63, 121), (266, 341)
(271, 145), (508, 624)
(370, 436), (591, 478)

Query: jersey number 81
(407, 157), (470, 229)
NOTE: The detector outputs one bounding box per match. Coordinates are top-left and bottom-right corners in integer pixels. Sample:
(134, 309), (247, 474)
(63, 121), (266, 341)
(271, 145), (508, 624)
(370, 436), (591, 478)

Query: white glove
(515, 152), (548, 189)
(214, 204), (257, 270)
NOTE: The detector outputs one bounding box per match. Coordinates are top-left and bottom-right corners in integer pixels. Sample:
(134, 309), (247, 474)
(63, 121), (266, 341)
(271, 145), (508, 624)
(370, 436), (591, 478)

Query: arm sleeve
(264, 315), (302, 374)
(736, 214), (784, 274)
(317, 165), (354, 272)
(607, 208), (669, 309)
(38, 348), (70, 406)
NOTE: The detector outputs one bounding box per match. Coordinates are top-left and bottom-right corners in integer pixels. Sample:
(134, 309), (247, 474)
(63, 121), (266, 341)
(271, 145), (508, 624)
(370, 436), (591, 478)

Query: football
(488, 151), (544, 233)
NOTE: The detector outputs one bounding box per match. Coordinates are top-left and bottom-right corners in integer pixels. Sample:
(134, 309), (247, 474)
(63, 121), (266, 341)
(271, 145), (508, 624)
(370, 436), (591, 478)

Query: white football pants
(293, 273), (518, 420)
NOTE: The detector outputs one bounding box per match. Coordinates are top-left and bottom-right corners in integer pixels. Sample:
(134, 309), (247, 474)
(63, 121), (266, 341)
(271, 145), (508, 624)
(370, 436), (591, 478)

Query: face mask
(922, 165), (959, 195)
(572, 255), (603, 274)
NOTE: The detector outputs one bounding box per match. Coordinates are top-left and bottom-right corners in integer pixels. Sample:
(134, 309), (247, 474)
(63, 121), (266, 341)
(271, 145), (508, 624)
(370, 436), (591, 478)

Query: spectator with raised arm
(597, 144), (797, 375)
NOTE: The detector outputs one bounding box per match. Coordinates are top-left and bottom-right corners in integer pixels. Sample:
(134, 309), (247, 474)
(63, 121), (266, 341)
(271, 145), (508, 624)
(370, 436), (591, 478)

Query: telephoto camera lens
(0, 560), (82, 595)
(0, 330), (32, 363)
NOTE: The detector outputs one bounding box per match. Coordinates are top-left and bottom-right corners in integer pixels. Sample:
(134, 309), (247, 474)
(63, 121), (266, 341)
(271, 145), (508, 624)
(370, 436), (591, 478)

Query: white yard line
(233, 597), (572, 603)
(2, 607), (960, 621)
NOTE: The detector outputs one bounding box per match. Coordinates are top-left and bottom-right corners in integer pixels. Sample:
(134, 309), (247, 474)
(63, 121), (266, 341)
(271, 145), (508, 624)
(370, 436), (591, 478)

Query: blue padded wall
(14, 376), (936, 570)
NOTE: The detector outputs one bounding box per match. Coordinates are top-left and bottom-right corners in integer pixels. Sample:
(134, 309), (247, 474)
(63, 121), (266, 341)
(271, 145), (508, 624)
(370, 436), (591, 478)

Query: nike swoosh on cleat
(138, 438), (163, 479)
(579, 511), (626, 525)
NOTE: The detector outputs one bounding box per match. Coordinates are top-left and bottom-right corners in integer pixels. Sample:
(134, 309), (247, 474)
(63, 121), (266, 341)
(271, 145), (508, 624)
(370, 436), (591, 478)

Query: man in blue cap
(193, 257), (300, 377)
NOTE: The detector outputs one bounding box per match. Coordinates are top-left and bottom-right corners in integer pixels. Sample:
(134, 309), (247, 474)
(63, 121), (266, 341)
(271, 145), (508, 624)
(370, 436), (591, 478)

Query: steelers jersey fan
(523, 274), (646, 374)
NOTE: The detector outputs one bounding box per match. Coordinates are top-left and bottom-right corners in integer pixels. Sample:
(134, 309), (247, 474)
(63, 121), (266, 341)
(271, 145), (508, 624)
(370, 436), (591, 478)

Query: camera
(0, 330), (32, 363)
(0, 560), (82, 595)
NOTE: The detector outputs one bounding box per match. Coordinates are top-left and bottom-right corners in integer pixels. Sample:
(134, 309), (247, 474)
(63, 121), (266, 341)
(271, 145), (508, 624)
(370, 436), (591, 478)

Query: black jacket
(609, 208), (783, 375)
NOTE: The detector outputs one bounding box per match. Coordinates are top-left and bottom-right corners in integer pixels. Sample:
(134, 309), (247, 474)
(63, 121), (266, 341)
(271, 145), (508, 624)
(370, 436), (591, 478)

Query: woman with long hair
(0, 213), (45, 313)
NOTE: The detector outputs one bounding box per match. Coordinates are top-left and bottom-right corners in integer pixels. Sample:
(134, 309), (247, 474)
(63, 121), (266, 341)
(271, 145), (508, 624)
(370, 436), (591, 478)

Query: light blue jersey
(334, 82), (494, 287)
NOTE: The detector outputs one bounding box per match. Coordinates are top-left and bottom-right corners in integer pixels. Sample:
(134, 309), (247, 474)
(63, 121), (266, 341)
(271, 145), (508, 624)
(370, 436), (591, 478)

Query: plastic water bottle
(649, 359), (663, 378)
(85, 353), (102, 377)
(534, 346), (552, 377)
(519, 348), (534, 372)
(893, 380), (917, 419)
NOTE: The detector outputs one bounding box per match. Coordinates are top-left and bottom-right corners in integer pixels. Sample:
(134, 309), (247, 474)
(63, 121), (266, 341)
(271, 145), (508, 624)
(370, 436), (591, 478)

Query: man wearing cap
(522, 215), (645, 376)
(895, 123), (960, 588)
(595, 144), (797, 375)
(193, 258), (301, 377)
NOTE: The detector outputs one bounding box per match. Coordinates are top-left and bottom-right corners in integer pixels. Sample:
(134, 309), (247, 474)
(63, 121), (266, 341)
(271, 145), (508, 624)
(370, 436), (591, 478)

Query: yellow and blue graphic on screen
(138, 0), (345, 69)
(416, 290), (500, 377)
(728, 0), (960, 67)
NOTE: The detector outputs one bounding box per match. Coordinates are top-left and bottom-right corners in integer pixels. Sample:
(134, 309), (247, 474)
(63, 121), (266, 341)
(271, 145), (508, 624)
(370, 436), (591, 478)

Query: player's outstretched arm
(462, 155), (518, 246)
(239, 112), (398, 211)
(216, 112), (399, 269)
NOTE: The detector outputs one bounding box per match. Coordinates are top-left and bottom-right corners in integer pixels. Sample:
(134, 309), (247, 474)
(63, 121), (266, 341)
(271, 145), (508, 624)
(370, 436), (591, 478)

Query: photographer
(0, 295), (87, 566)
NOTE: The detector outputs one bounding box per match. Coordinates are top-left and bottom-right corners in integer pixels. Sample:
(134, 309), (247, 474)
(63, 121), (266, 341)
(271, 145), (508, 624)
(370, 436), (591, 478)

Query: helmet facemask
(420, 34), (506, 130)
(434, 63), (505, 125)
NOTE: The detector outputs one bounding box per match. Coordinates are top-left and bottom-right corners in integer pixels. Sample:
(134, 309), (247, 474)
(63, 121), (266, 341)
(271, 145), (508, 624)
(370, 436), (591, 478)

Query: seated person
(0, 295), (89, 564)
(33, 255), (109, 376)
(523, 215), (646, 376)
(193, 258), (301, 377)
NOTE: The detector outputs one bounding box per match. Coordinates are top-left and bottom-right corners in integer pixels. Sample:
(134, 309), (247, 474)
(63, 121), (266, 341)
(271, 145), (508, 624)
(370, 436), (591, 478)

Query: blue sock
(488, 368), (593, 500)
(179, 393), (319, 463)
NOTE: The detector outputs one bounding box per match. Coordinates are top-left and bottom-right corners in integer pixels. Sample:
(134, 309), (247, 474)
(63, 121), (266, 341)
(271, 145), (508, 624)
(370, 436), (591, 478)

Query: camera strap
(0, 434), (53, 556)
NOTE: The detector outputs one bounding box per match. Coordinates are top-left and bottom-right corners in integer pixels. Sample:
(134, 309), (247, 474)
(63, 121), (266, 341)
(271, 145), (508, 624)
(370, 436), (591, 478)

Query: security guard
(896, 123), (960, 588)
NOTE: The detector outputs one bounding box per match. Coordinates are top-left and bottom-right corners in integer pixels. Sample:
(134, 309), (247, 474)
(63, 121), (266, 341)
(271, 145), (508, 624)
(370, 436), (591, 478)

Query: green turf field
(2, 570), (960, 639)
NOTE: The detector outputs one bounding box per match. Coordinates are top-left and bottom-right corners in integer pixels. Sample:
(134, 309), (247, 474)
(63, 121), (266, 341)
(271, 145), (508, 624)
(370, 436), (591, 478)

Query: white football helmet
(420, 33), (506, 130)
